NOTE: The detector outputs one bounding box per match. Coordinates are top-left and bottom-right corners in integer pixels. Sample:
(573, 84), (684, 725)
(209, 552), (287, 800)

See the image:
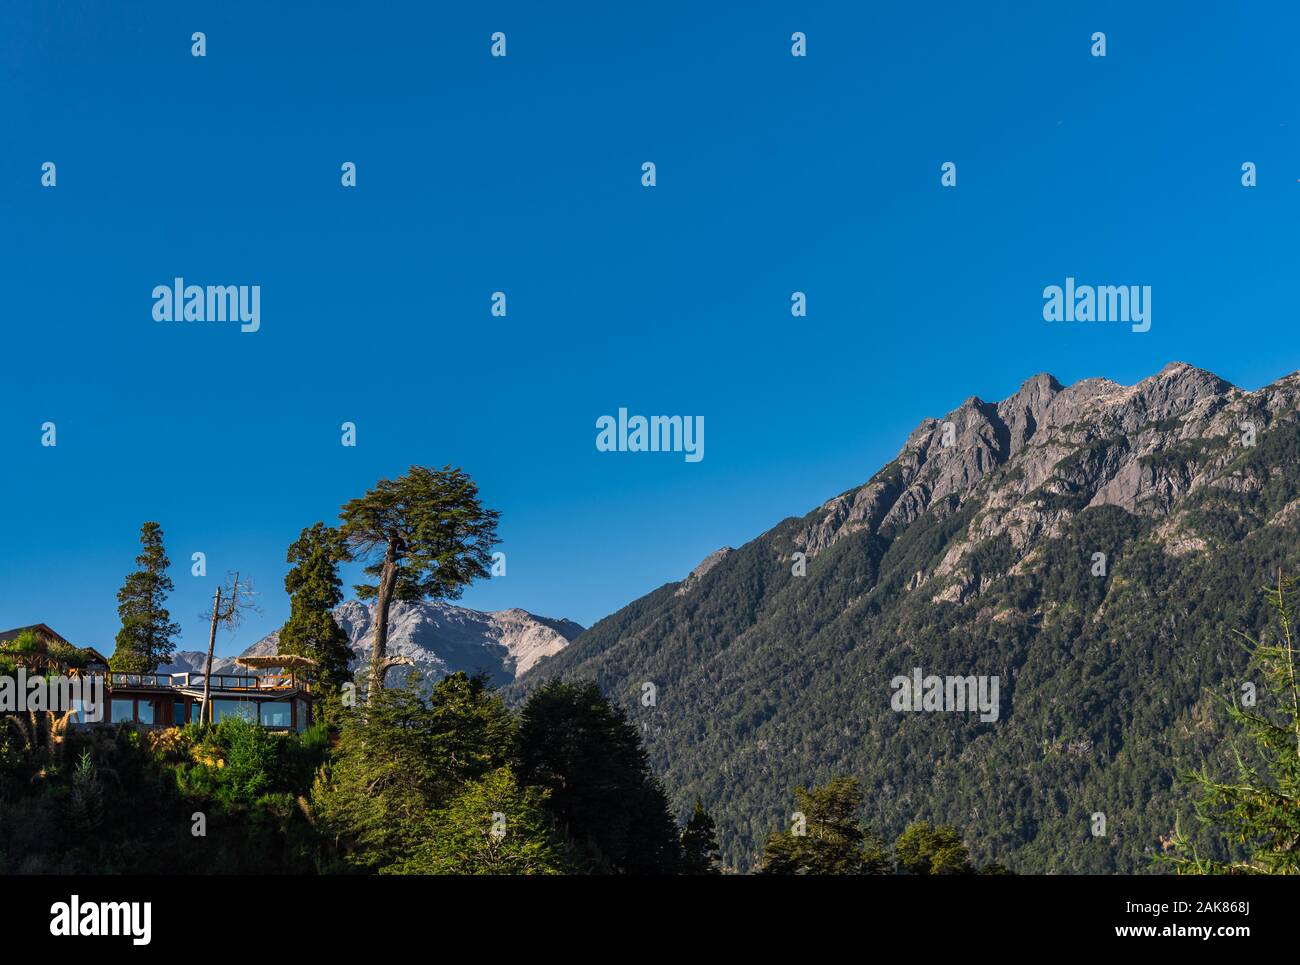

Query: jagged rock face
(676, 547), (735, 596)
(737, 361), (1299, 603)
(794, 362), (1300, 596)
(164, 602), (583, 690)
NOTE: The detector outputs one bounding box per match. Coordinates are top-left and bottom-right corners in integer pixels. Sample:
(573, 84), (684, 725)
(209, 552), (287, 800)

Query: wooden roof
(0, 624), (109, 668)
(0, 623), (73, 647)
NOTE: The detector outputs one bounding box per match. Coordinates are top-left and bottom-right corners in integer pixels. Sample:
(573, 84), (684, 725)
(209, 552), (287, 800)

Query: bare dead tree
(199, 572), (260, 724)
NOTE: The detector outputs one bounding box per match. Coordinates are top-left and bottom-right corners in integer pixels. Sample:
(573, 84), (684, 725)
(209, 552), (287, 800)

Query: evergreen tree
(979, 862), (1014, 875)
(758, 777), (890, 875)
(386, 767), (578, 875)
(339, 466), (500, 693)
(312, 672), (514, 871)
(894, 821), (974, 874)
(1170, 570), (1300, 874)
(279, 523), (354, 718)
(110, 522), (180, 673)
(515, 680), (682, 873)
(680, 799), (722, 874)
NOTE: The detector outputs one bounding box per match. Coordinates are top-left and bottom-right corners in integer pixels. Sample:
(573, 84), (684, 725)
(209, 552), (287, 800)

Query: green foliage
(0, 630), (92, 675)
(0, 665), (692, 874)
(1027, 436), (1129, 513)
(1138, 435), (1228, 475)
(1168, 571), (1300, 874)
(5, 630), (38, 653)
(339, 465), (500, 606)
(758, 778), (890, 874)
(278, 522), (354, 718)
(110, 522), (180, 673)
(512, 413), (1300, 872)
(515, 680), (683, 873)
(0, 718), (328, 873)
(312, 672), (515, 870)
(680, 799), (722, 874)
(385, 767), (577, 874)
(67, 750), (103, 831)
(339, 465), (501, 691)
(894, 821), (973, 874)
(214, 717), (278, 805)
(756, 779), (994, 875)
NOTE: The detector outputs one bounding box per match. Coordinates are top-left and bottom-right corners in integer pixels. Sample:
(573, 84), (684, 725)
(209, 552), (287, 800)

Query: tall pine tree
(758, 778), (890, 875)
(339, 465), (500, 694)
(515, 680), (682, 874)
(111, 522), (180, 673)
(894, 821), (974, 874)
(279, 523), (354, 717)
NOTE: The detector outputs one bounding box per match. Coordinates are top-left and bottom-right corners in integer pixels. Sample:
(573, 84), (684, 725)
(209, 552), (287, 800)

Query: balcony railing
(105, 671), (312, 693)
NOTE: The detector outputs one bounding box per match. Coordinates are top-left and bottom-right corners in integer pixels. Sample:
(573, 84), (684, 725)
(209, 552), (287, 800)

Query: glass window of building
(212, 699), (256, 723)
(260, 702), (292, 728)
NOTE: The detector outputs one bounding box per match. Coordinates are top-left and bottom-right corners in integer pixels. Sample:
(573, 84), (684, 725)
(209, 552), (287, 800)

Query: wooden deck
(107, 671), (313, 693)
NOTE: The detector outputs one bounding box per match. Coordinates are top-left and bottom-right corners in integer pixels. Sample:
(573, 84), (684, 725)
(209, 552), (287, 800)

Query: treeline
(314, 676), (717, 873)
(0, 713), (327, 873)
(4, 588), (1296, 874)
(1, 666), (1008, 874)
(757, 777), (1008, 874)
(0, 675), (723, 874)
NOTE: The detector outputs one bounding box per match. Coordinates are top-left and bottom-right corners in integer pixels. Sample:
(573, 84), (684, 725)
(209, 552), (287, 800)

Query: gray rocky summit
(164, 601), (583, 690)
(793, 361), (1295, 603)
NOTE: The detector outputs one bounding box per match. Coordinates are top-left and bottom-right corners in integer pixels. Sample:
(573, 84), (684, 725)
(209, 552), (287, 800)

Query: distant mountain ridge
(157, 650), (243, 676)
(513, 362), (1300, 872)
(162, 601), (583, 688)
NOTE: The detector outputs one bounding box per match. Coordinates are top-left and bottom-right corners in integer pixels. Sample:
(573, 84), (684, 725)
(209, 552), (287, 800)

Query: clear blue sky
(3, 1), (1298, 657)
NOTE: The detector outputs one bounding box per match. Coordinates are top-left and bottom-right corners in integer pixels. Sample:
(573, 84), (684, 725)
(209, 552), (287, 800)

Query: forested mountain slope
(513, 363), (1300, 872)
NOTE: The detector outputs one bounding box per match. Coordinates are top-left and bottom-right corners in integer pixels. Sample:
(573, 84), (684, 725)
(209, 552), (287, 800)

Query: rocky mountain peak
(997, 372), (1062, 454)
(792, 363), (1288, 577)
(166, 601), (584, 691)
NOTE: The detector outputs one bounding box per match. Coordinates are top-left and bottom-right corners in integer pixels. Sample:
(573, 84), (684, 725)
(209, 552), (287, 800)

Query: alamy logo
(0, 671), (103, 720)
(50, 895), (151, 945)
(152, 277), (261, 333)
(1042, 276), (1150, 333)
(890, 667), (1000, 722)
(595, 408), (704, 463)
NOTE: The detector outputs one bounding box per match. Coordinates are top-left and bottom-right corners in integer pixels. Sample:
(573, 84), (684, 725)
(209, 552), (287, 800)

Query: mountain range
(162, 601), (584, 688)
(510, 362), (1300, 872)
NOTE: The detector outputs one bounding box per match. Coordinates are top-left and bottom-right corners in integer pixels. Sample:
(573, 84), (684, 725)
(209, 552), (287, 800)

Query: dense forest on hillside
(0, 675), (696, 874)
(0, 674), (1012, 875)
(512, 410), (1300, 873)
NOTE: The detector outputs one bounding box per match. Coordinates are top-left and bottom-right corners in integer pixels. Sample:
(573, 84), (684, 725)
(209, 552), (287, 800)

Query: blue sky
(2, 1), (1298, 657)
